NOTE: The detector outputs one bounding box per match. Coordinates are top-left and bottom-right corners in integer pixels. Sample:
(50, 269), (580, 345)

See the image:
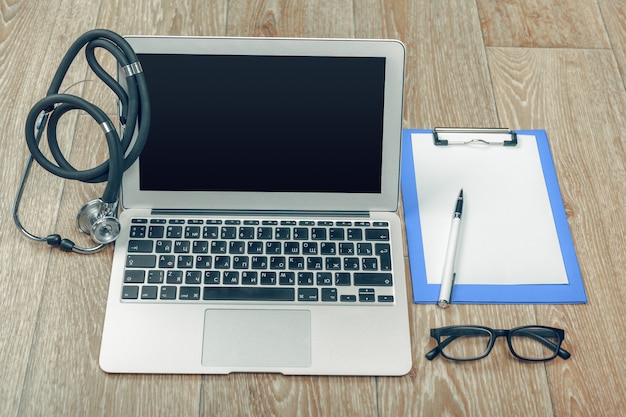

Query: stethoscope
(13, 29), (150, 254)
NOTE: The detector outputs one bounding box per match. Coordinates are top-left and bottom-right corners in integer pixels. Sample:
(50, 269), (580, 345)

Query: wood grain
(1, 1), (625, 416)
(489, 46), (626, 416)
(477, 0), (610, 48)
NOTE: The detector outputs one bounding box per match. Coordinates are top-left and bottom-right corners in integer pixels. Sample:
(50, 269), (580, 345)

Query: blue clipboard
(401, 128), (587, 304)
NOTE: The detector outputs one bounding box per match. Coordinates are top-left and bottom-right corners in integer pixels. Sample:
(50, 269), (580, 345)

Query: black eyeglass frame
(426, 325), (571, 362)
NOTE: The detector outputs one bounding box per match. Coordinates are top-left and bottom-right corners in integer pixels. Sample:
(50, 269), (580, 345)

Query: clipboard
(401, 128), (587, 304)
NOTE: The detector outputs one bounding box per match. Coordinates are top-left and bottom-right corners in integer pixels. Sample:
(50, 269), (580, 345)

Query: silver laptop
(100, 36), (412, 375)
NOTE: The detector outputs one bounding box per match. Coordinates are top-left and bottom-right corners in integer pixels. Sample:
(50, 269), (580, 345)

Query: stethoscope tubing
(14, 29), (150, 254)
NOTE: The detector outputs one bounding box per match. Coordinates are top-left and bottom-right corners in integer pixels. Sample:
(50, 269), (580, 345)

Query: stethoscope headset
(13, 29), (150, 254)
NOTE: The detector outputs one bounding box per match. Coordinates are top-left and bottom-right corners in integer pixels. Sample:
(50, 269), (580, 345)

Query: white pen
(438, 189), (464, 308)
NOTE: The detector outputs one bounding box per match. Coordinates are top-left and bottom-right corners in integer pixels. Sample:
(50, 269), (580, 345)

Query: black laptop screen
(137, 53), (386, 194)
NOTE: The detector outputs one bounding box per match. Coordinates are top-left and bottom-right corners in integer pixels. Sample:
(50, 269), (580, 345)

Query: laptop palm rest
(202, 309), (312, 369)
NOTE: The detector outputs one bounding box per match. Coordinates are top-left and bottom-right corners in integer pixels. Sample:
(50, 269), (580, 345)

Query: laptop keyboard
(121, 218), (396, 304)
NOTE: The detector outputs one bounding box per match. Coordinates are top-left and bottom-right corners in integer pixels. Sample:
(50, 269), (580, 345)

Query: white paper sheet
(411, 132), (568, 285)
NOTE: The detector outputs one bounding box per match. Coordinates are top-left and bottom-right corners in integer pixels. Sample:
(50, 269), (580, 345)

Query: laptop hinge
(151, 209), (371, 218)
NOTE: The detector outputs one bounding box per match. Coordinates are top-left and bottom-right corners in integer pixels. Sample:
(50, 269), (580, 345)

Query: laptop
(100, 36), (412, 375)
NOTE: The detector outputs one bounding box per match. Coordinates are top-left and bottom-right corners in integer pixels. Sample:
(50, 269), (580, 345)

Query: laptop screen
(137, 54), (386, 194)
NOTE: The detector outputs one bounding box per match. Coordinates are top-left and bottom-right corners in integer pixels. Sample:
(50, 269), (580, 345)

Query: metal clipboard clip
(433, 127), (518, 146)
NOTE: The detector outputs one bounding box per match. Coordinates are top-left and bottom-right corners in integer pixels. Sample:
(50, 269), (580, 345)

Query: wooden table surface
(1, 1), (625, 416)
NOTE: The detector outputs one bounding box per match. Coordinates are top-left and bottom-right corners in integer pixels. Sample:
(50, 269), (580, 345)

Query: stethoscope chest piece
(77, 198), (121, 245)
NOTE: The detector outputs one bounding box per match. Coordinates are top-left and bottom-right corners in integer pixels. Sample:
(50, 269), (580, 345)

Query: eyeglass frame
(425, 325), (571, 362)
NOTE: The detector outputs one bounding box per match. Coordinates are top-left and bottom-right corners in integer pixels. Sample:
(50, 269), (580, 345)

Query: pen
(438, 189), (464, 308)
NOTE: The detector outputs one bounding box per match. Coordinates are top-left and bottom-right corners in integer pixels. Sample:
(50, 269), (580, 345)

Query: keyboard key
(316, 272), (332, 286)
(122, 285), (139, 299)
(185, 271), (202, 284)
(251, 256), (268, 269)
(174, 240), (190, 253)
(128, 240), (153, 253)
(177, 255), (194, 268)
(221, 226), (237, 239)
(223, 271), (239, 284)
(265, 242), (282, 254)
(124, 270), (145, 283)
(155, 240), (172, 253)
(141, 285), (159, 300)
(376, 243), (392, 271)
(359, 288), (376, 302)
(247, 241), (263, 254)
(214, 256), (231, 269)
(141, 286), (158, 300)
(293, 228), (309, 239)
(203, 287), (294, 301)
(203, 226), (219, 239)
(166, 226), (182, 238)
(192, 241), (209, 253)
(284, 242), (300, 254)
(147, 270), (164, 283)
(322, 288), (338, 302)
(195, 256), (213, 269)
(320, 242), (336, 255)
(365, 229), (390, 241)
(302, 242), (317, 254)
(339, 242), (355, 255)
(204, 271), (220, 284)
(362, 258), (378, 270)
(329, 228), (345, 240)
(166, 270), (183, 284)
(311, 228), (326, 240)
(343, 257), (360, 270)
(185, 226), (201, 239)
(335, 273), (351, 286)
(298, 272), (314, 285)
(357, 243), (373, 255)
(148, 225), (164, 238)
(325, 257), (342, 270)
(298, 288), (318, 301)
(239, 227), (255, 239)
(347, 228), (363, 240)
(257, 227), (273, 239)
(260, 272), (277, 285)
(270, 256), (286, 269)
(233, 255), (249, 269)
(127, 255), (156, 268)
(354, 273), (393, 286)
(158, 255), (175, 268)
(279, 272), (295, 285)
(160, 286), (177, 300)
(306, 257), (323, 270)
(179, 286), (201, 300)
(242, 271), (258, 285)
(129, 225), (146, 238)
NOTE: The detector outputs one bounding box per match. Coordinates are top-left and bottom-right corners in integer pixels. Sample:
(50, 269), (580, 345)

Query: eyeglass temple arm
(425, 336), (458, 360)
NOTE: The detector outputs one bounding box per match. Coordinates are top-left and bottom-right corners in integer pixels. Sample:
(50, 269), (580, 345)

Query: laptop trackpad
(202, 309), (311, 368)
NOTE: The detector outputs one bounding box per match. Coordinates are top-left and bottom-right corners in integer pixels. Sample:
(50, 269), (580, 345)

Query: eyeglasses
(426, 325), (571, 362)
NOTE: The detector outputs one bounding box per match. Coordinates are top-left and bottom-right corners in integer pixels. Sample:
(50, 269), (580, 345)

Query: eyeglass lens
(440, 328), (492, 360)
(509, 327), (560, 360)
(439, 326), (561, 361)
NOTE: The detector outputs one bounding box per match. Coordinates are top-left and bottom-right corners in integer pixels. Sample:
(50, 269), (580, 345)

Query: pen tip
(459, 189), (463, 198)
